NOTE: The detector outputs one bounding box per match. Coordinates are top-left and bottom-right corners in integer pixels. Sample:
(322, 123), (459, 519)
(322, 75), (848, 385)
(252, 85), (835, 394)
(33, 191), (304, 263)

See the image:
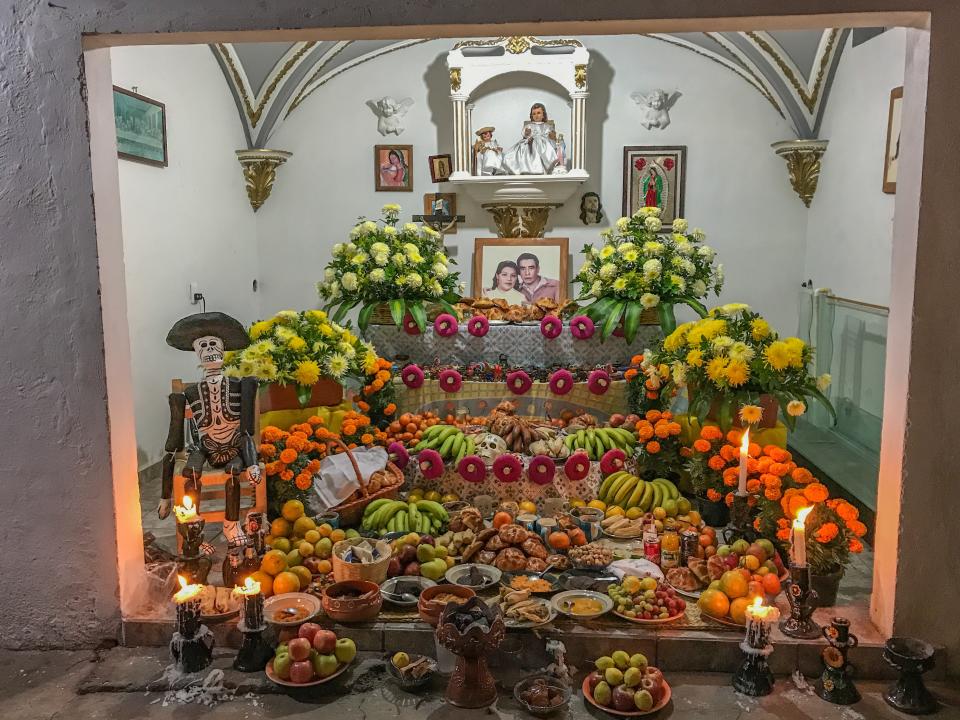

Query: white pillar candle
(737, 428), (750, 496)
(744, 596), (780, 649)
(791, 506), (813, 567)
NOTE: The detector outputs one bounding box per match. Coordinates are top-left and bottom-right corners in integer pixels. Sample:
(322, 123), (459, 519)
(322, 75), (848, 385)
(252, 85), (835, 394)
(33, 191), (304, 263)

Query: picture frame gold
(472, 237), (569, 304)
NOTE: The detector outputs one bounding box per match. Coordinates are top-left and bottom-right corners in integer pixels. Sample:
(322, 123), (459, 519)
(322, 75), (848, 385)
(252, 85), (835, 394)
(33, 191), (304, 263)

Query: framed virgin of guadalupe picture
(622, 146), (686, 225)
(375, 144), (413, 191)
(113, 86), (168, 167)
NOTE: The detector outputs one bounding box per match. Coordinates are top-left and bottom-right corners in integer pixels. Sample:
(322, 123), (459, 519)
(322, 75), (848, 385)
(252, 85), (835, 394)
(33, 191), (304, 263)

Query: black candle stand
(171, 596), (214, 674)
(733, 642), (775, 696)
(176, 519), (211, 583)
(722, 492), (757, 545)
(884, 636), (938, 715)
(779, 563), (821, 639)
(816, 617), (861, 705)
(233, 591), (272, 672)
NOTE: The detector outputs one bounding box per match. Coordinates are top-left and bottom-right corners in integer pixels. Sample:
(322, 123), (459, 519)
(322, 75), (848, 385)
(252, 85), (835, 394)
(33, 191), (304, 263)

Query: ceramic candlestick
(817, 617), (861, 705)
(779, 563), (821, 639)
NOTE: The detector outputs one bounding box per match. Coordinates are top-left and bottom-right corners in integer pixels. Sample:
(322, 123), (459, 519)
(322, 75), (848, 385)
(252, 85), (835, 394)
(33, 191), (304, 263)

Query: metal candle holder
(171, 595), (214, 674)
(233, 592), (272, 672)
(779, 563), (821, 639)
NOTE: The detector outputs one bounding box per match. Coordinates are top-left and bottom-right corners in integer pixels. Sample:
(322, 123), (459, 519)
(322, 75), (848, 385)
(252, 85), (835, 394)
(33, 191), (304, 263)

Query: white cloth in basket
(312, 446), (388, 511)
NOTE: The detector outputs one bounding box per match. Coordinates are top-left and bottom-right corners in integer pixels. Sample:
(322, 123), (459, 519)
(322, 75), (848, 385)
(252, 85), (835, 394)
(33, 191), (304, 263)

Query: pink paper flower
(433, 313), (459, 337)
(467, 315), (490, 337)
(548, 369), (574, 395)
(587, 369), (611, 395)
(438, 368), (462, 393)
(506, 369), (533, 395)
(599, 448), (627, 476)
(570, 315), (595, 340)
(564, 452), (591, 481)
(539, 315), (563, 339)
(492, 454), (523, 483)
(528, 455), (556, 485)
(457, 455), (486, 483)
(401, 363), (425, 389)
(402, 313), (421, 335)
(418, 449), (444, 480)
(387, 441), (410, 470)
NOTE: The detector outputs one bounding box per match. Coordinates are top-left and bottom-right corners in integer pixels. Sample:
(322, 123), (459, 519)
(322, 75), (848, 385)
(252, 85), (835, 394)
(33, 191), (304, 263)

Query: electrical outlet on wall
(189, 282), (201, 304)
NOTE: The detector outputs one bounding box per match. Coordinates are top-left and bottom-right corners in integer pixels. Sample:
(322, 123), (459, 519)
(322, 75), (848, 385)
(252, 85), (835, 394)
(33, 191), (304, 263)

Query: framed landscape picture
(375, 144), (413, 191)
(472, 237), (568, 304)
(622, 146), (686, 224)
(113, 86), (167, 167)
(883, 86), (903, 194)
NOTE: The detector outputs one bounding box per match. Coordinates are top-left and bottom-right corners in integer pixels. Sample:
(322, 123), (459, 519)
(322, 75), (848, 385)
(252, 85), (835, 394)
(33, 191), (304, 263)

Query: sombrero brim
(166, 312), (250, 351)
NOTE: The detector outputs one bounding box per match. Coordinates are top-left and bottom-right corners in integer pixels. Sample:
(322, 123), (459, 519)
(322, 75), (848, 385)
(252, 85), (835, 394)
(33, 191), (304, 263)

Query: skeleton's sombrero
(166, 312), (250, 351)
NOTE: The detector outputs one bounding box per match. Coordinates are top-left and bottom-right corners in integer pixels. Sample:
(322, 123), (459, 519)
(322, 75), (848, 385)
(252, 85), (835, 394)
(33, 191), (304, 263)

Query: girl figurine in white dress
(502, 103), (560, 175)
(472, 126), (504, 175)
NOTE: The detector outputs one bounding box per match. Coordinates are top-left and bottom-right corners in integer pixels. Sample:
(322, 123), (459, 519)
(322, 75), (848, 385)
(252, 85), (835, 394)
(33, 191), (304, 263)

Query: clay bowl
(418, 583), (476, 626)
(322, 579), (382, 623)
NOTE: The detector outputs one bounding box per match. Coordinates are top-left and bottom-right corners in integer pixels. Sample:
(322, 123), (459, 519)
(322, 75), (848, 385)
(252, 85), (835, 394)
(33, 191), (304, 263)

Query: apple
(303, 557), (325, 574)
(298, 622), (323, 644)
(288, 637), (312, 662)
(403, 561), (421, 576)
(644, 667), (664, 694)
(273, 652), (292, 680)
(290, 660), (315, 684)
(418, 535), (435, 546)
(387, 557), (403, 578)
(312, 628), (337, 654)
(640, 676), (660, 704)
(586, 671), (604, 694)
(716, 544), (731, 557)
(312, 653), (339, 678)
(335, 637), (358, 664)
(399, 545), (418, 565)
(612, 684), (637, 711)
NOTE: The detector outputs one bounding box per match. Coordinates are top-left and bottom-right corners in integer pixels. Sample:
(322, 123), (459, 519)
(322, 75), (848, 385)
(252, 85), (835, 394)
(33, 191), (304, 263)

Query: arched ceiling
(212, 30), (857, 148)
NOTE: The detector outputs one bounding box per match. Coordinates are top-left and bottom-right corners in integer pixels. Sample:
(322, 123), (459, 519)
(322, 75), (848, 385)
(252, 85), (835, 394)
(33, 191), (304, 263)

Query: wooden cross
(413, 193), (465, 234)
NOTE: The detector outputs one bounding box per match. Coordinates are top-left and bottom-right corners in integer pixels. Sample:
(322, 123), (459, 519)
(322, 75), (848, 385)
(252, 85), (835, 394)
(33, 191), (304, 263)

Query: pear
(604, 667), (624, 686)
(634, 689), (654, 711)
(623, 667), (643, 688)
(611, 650), (631, 670)
(630, 653), (649, 670)
(593, 681), (612, 706)
(595, 656), (615, 672)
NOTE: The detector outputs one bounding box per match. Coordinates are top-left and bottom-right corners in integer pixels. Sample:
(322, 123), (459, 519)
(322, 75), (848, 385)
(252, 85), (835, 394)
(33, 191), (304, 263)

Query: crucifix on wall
(413, 192), (464, 234)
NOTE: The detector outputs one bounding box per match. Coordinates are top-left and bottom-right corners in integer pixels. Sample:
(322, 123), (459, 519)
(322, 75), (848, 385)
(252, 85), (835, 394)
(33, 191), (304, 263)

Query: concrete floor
(7, 647), (959, 720)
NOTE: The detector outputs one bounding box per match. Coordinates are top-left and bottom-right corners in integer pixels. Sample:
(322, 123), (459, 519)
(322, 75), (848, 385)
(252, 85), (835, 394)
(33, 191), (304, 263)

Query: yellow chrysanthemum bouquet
(573, 206), (724, 340)
(653, 304), (835, 429)
(225, 310), (379, 405)
(316, 204), (461, 332)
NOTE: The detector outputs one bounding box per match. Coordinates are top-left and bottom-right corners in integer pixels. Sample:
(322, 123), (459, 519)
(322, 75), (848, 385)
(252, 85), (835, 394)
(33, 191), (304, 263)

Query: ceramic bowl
(551, 589), (613, 620)
(418, 584), (476, 626)
(380, 576), (436, 607)
(385, 653), (437, 691)
(444, 563), (502, 590)
(514, 674), (572, 717)
(263, 592), (322, 627)
(322, 579), (382, 622)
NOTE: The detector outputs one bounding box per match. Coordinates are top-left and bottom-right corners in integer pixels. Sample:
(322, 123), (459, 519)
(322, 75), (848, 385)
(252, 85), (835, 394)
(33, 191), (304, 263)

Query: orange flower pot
(259, 379), (343, 412)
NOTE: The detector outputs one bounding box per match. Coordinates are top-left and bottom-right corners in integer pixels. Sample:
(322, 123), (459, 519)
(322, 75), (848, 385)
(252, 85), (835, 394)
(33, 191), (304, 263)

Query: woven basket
(639, 307), (659, 325)
(369, 302), (447, 325)
(331, 537), (393, 584)
(328, 438), (403, 526)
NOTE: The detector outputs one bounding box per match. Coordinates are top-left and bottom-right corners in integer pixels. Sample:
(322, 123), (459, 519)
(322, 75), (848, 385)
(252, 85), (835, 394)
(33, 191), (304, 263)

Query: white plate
(495, 597), (557, 628)
(551, 590), (614, 620)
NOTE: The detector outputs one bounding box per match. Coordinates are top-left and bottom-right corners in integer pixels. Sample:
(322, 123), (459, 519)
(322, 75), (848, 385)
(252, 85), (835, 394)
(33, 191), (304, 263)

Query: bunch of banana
(489, 414), (552, 454)
(362, 498), (450, 535)
(563, 426), (636, 460)
(528, 435), (571, 459)
(595, 472), (680, 512)
(413, 424), (476, 465)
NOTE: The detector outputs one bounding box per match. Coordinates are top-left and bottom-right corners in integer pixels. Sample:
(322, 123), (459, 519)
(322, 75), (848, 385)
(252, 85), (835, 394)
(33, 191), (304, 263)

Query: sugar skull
(474, 433), (507, 463)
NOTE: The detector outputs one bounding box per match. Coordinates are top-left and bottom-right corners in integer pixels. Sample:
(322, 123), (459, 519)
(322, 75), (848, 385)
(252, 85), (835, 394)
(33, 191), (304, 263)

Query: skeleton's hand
(246, 465), (262, 485)
(157, 498), (173, 519)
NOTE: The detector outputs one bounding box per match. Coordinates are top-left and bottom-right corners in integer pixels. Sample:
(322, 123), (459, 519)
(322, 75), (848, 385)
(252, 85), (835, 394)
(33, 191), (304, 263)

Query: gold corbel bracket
(235, 149), (292, 211)
(772, 140), (828, 208)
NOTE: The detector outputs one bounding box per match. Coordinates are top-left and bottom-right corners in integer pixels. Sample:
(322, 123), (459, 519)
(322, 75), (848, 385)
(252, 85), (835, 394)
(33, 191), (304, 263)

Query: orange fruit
(719, 570), (749, 599)
(318, 523), (333, 538)
(270, 517), (291, 538)
(747, 581), (765, 599)
(548, 531), (571, 551)
(260, 549), (288, 576)
(698, 588), (730, 619)
(762, 573), (782, 596)
(492, 512), (513, 529)
(272, 570), (301, 595)
(329, 528), (346, 543)
(567, 528), (587, 546)
(290, 565), (313, 589)
(729, 597), (750, 625)
(281, 499), (305, 521)
(249, 571), (274, 597)
(316, 559), (332, 575)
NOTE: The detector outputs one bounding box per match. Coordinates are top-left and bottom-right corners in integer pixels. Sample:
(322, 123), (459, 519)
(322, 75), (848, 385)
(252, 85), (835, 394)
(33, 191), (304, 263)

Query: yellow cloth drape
(259, 399), (353, 435)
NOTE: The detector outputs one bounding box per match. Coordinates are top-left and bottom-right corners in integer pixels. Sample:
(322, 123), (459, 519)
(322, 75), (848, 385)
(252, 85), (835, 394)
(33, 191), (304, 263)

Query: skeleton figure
(158, 312), (261, 545)
(631, 89), (682, 130)
(366, 96), (415, 136)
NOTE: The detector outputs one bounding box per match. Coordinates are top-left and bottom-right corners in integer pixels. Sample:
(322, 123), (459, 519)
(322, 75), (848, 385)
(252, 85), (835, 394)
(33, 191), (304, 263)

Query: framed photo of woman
(472, 237), (568, 304)
(622, 146), (686, 224)
(374, 144), (413, 191)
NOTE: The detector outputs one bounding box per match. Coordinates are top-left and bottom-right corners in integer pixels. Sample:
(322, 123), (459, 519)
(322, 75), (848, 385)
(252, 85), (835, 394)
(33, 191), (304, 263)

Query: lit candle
(233, 576), (264, 631)
(173, 574), (204, 638)
(791, 506), (813, 567)
(744, 596), (780, 649)
(174, 495), (199, 523)
(737, 428), (750, 496)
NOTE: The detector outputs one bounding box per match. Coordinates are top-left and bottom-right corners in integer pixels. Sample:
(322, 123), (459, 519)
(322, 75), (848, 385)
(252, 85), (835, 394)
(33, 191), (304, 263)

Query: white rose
(672, 218), (688, 233)
(644, 216), (662, 232)
(341, 272), (358, 291)
(640, 293), (660, 309)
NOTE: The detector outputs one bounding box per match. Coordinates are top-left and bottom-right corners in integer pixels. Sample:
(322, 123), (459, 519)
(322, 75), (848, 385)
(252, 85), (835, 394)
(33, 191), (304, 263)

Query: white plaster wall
(111, 45), (260, 468)
(804, 29), (906, 306)
(257, 36), (806, 334)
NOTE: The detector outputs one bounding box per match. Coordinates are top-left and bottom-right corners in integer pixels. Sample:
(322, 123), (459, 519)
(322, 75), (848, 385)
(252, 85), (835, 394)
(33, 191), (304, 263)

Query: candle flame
(752, 595), (764, 609)
(233, 575), (261, 596)
(174, 495), (198, 523)
(740, 428), (750, 454)
(795, 505), (813, 524)
(173, 574), (203, 603)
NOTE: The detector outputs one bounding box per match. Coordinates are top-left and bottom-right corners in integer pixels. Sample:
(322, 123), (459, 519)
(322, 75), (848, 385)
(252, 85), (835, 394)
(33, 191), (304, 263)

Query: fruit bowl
(514, 674), (572, 716)
(613, 607), (685, 625)
(265, 658), (349, 687)
(582, 674), (671, 716)
(386, 653), (437, 691)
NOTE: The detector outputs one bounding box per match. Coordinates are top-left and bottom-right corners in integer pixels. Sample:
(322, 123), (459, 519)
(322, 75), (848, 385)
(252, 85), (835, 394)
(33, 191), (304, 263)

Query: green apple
(716, 545), (732, 557)
(334, 637), (357, 664)
(273, 652), (293, 680)
(731, 539), (750, 555)
(312, 652), (339, 678)
(677, 497), (692, 515)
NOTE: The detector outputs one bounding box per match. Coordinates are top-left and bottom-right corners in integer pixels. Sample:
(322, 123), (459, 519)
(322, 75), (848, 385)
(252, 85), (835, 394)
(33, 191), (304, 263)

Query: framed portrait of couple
(472, 237), (569, 305)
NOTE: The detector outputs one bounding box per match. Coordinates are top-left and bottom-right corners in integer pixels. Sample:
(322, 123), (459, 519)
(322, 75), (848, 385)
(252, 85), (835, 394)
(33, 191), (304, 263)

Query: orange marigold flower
(803, 482), (829, 503)
(631, 354), (644, 366)
(638, 424), (655, 441)
(693, 439), (711, 453)
(701, 425), (723, 441)
(280, 469), (294, 482)
(316, 443), (327, 454)
(777, 518), (790, 529)
(722, 473), (738, 488)
(644, 378), (658, 390)
(279, 448), (298, 464)
(363, 386), (374, 396)
(760, 473), (780, 488)
(378, 357), (392, 369)
(747, 495), (758, 507)
(847, 520), (868, 537)
(723, 467), (739, 483)
(376, 370), (391, 383)
(768, 447), (789, 463)
(624, 368), (639, 380)
(791, 467), (814, 484)
(748, 442), (762, 458)
(348, 442), (358, 449)
(361, 433), (374, 444)
(706, 488), (722, 502)
(787, 495), (809, 517)
(776, 528), (791, 542)
(746, 478), (761, 493)
(646, 441), (661, 454)
(708, 455), (726, 471)
(726, 430), (742, 445)
(259, 443), (277, 458)
(384, 403), (397, 415)
(725, 492), (735, 507)
(356, 415), (371, 426)
(261, 426), (283, 443)
(756, 456), (773, 473)
(295, 473), (312, 491)
(372, 379), (385, 391)
(307, 416), (324, 426)
(655, 424), (672, 439)
(753, 517), (762, 531)
(746, 457), (759, 474)
(814, 522), (839, 543)
(342, 424), (357, 436)
(836, 502), (859, 522)
(768, 462), (789, 477)
(307, 459), (321, 473)
(668, 422), (682, 435)
(764, 487), (782, 501)
(356, 401), (370, 412)
(680, 447), (693, 458)
(286, 437), (306, 452)
(264, 461), (281, 476)
(848, 538), (864, 553)
(719, 445), (738, 462)
(645, 410), (662, 422)
(662, 411), (673, 420)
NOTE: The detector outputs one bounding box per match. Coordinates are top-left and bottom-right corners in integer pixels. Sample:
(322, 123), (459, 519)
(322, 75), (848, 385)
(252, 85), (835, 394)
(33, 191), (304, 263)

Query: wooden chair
(171, 379), (267, 552)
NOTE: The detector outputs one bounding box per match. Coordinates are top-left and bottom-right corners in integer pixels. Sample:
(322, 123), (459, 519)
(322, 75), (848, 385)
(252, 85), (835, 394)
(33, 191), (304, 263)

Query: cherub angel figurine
(502, 103), (560, 175)
(472, 126), (504, 175)
(631, 89), (682, 130)
(366, 96), (414, 136)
